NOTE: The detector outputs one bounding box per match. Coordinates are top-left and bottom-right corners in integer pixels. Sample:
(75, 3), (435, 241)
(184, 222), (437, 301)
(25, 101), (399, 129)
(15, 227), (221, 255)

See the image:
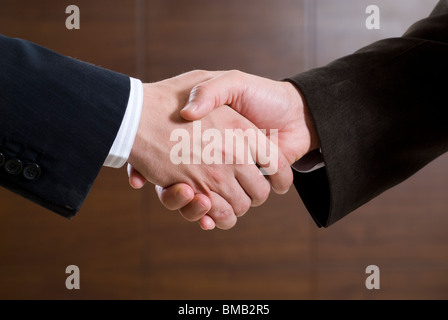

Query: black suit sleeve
(286, 0), (448, 227)
(0, 34), (130, 218)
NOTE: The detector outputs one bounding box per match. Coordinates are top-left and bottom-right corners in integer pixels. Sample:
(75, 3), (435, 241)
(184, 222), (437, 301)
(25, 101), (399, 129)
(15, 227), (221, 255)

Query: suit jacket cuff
(292, 149), (325, 173)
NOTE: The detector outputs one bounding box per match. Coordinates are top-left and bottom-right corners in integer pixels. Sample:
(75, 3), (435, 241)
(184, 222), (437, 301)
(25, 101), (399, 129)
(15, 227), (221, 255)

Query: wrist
(128, 82), (181, 187)
(283, 81), (320, 153)
(128, 83), (153, 176)
(301, 94), (320, 152)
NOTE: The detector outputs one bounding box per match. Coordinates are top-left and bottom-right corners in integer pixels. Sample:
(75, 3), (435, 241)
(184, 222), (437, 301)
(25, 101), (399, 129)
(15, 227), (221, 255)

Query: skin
(127, 70), (294, 230)
(129, 70), (319, 230)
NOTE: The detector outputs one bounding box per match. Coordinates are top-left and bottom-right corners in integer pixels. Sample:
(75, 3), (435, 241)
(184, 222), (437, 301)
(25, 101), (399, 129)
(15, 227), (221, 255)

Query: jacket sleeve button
(23, 163), (41, 181)
(4, 159), (23, 175)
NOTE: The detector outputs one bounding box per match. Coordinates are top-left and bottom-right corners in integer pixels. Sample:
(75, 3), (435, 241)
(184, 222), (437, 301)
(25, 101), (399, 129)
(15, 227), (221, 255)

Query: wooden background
(0, 0), (447, 300)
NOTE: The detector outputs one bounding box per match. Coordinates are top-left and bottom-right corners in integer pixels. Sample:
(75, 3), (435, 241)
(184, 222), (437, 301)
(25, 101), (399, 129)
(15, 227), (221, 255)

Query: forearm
(0, 34), (131, 217)
(287, 5), (448, 227)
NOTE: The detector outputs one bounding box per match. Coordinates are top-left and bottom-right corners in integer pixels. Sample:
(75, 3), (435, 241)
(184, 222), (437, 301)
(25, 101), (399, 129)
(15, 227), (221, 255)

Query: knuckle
(193, 69), (212, 78)
(212, 208), (237, 230)
(214, 207), (233, 220)
(227, 69), (242, 78)
(208, 168), (227, 186)
(226, 69), (247, 84)
(190, 83), (208, 96)
(234, 196), (251, 217)
(252, 182), (270, 206)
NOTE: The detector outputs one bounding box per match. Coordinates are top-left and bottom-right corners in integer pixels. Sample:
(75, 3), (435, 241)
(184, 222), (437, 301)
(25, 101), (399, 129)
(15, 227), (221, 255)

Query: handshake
(126, 70), (320, 230)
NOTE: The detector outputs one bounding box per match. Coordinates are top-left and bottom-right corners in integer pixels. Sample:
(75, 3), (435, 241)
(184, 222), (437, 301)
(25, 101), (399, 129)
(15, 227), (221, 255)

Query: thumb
(180, 71), (244, 121)
(180, 83), (220, 121)
(127, 163), (147, 189)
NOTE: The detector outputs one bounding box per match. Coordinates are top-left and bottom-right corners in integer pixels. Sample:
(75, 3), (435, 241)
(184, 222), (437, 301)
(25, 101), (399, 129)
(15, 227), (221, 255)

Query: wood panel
(144, 0), (305, 81)
(0, 0), (143, 299)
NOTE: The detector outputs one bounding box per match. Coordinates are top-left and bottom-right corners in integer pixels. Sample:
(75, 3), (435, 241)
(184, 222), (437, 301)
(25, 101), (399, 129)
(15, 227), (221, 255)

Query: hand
(182, 70), (319, 164)
(127, 70), (293, 230)
(130, 70), (319, 227)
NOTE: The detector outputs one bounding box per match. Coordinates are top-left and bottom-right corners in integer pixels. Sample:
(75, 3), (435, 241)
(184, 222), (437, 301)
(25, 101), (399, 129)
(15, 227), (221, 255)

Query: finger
(155, 183), (195, 211)
(266, 153), (293, 195)
(178, 193), (212, 221)
(235, 164), (271, 208)
(180, 70), (246, 121)
(205, 169), (252, 218)
(248, 130), (293, 195)
(166, 70), (222, 99)
(127, 163), (147, 189)
(206, 191), (238, 230)
(198, 215), (216, 230)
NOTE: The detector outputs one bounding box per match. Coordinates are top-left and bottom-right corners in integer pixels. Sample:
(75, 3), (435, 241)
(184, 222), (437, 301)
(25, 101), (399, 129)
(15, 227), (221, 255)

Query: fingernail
(182, 103), (198, 113)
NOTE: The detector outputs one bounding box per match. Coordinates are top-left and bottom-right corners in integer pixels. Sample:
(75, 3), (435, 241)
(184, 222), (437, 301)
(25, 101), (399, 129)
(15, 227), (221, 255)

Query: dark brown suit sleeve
(286, 0), (448, 227)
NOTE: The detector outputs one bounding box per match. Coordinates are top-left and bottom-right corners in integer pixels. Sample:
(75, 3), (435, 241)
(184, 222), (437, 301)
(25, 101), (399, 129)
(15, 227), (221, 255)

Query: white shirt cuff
(103, 77), (143, 168)
(292, 149), (325, 173)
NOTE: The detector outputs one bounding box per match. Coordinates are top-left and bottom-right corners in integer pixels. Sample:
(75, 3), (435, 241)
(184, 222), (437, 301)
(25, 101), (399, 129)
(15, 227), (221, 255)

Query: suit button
(0, 153), (5, 167)
(23, 163), (41, 181)
(4, 159), (23, 175)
